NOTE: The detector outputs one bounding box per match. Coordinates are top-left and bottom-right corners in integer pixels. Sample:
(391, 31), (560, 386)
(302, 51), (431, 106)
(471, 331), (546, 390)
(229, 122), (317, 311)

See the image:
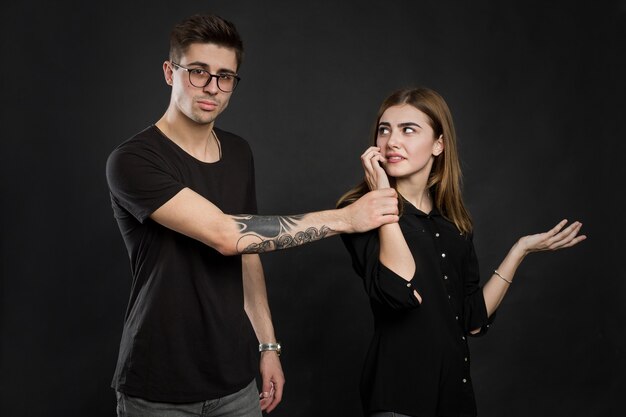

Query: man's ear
(163, 61), (173, 85)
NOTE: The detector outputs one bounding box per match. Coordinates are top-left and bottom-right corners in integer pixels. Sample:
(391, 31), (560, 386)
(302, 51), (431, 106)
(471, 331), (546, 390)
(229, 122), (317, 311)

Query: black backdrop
(1, 1), (625, 416)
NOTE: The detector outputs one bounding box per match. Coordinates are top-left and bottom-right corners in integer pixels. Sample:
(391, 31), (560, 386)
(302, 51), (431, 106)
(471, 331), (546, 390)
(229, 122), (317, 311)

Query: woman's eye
(403, 127), (415, 134)
(377, 127), (390, 135)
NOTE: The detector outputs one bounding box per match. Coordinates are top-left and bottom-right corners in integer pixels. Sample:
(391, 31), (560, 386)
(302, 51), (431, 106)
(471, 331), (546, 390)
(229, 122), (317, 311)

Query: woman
(337, 87), (585, 417)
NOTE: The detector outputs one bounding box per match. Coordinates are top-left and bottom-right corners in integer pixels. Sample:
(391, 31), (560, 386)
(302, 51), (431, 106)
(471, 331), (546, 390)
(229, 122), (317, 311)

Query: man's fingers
(349, 188), (400, 232)
(378, 214), (400, 225)
(375, 190), (399, 217)
(259, 386), (275, 411)
(273, 382), (283, 404)
(265, 380), (283, 413)
(369, 188), (397, 198)
(258, 375), (275, 410)
(261, 380), (283, 413)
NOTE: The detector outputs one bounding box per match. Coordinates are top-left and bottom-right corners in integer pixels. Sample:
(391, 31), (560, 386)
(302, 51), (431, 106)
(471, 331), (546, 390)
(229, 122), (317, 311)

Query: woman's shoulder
(340, 228), (378, 251)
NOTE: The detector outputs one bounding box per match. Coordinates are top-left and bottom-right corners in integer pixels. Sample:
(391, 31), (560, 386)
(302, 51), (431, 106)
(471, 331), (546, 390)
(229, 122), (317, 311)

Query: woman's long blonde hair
(337, 87), (473, 234)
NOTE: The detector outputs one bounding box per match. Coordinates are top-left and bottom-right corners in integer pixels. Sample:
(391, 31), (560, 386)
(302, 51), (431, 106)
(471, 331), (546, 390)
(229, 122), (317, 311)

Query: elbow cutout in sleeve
(465, 295), (496, 337)
(371, 263), (422, 310)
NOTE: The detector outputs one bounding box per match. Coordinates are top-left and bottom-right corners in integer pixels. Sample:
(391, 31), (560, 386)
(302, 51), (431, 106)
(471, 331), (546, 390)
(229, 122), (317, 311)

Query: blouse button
(464, 357), (468, 362)
(461, 336), (466, 341)
(406, 282), (412, 287)
(462, 378), (467, 383)
(444, 275), (448, 280)
(441, 253), (446, 258)
(455, 316), (459, 320)
(435, 233), (440, 237)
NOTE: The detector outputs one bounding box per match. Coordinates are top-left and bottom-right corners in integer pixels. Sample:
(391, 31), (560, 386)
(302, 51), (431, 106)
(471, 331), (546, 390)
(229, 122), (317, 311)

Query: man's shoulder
(107, 126), (170, 167)
(213, 126), (240, 138)
(110, 125), (161, 154)
(106, 125), (168, 177)
(214, 127), (255, 160)
(214, 127), (251, 147)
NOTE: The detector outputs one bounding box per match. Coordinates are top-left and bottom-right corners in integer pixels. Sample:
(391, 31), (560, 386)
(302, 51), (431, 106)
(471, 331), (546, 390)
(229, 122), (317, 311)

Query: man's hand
(259, 351), (284, 413)
(342, 188), (399, 233)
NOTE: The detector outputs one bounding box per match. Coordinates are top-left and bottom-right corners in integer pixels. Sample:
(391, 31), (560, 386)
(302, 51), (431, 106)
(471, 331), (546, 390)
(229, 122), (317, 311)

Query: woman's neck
(397, 178), (432, 213)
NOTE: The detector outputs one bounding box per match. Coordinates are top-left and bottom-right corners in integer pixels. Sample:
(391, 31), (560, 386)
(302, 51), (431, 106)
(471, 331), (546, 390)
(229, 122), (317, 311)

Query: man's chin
(190, 113), (219, 125)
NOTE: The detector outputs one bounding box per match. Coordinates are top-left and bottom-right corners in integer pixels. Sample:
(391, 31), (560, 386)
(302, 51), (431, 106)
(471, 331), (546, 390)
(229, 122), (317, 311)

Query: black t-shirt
(106, 125), (258, 402)
(341, 202), (495, 417)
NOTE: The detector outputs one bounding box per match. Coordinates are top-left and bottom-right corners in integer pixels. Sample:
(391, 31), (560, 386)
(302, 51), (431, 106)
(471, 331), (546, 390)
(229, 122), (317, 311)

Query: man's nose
(203, 76), (220, 94)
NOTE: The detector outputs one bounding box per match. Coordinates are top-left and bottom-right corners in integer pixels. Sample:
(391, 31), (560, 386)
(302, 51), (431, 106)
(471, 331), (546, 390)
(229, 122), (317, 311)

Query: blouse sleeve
(341, 232), (421, 310)
(463, 235), (496, 336)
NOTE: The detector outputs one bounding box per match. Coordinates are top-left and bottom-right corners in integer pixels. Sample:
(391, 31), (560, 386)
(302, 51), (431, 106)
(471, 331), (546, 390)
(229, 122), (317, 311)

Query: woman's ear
(433, 135), (445, 156)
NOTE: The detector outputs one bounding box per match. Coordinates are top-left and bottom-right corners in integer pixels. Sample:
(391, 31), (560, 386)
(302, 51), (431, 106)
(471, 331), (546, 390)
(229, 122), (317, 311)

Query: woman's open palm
(518, 219), (586, 254)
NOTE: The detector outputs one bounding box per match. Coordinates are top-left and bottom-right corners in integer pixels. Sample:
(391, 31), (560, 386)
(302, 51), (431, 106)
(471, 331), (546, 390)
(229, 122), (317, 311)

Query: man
(106, 13), (398, 417)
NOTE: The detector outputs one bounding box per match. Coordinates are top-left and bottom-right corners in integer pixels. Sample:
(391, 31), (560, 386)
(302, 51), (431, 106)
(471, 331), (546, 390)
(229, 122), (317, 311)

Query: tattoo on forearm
(233, 215), (332, 253)
(235, 214), (305, 236)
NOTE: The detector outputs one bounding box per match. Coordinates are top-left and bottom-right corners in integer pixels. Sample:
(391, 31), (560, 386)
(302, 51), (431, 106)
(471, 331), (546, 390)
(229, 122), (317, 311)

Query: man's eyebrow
(186, 61), (237, 74)
(186, 61), (208, 68)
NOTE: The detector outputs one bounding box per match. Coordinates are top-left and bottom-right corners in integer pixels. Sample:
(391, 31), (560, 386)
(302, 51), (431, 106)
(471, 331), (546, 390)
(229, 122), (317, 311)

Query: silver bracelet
(494, 270), (512, 284)
(259, 342), (281, 356)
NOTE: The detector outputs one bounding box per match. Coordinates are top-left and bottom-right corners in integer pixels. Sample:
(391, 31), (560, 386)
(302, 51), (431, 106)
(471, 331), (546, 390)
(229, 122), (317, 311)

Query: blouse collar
(401, 196), (441, 217)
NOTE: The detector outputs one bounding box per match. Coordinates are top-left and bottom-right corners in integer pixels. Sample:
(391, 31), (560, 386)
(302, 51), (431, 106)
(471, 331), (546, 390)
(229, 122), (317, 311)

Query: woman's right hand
(361, 146), (391, 190)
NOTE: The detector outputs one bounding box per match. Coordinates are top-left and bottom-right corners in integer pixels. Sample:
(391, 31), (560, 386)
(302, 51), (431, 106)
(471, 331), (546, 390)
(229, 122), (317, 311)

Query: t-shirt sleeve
(106, 144), (185, 223)
(341, 232), (421, 310)
(246, 150), (258, 215)
(463, 235), (495, 336)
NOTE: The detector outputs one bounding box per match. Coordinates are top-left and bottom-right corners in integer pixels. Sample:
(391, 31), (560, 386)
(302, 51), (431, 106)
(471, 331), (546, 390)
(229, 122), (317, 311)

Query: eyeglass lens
(189, 71), (237, 92)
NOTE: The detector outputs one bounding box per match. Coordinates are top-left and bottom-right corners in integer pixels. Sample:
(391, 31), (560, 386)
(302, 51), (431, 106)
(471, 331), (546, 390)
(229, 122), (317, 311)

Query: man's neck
(155, 111), (220, 162)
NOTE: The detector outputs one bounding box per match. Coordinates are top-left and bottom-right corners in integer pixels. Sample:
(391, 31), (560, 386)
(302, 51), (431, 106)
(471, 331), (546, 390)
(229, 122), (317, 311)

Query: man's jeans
(116, 379), (262, 417)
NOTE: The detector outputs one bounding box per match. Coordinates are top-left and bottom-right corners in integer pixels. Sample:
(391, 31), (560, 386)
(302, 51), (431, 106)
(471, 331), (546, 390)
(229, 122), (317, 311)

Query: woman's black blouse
(341, 202), (495, 417)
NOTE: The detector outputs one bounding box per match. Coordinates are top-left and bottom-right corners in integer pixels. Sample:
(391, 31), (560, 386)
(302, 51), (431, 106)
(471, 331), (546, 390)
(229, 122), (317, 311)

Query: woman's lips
(386, 154), (406, 163)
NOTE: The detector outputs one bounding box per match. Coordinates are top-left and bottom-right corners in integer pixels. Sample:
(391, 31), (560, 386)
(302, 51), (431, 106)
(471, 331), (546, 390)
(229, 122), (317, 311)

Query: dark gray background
(1, 0), (624, 416)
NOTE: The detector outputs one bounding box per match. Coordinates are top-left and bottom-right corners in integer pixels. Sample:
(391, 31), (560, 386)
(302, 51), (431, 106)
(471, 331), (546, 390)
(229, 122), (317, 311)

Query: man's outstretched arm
(242, 254), (284, 412)
(151, 187), (398, 255)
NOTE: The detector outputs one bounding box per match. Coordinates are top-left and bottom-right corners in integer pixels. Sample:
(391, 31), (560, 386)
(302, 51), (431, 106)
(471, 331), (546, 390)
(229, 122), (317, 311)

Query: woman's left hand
(361, 146), (391, 190)
(516, 219), (586, 256)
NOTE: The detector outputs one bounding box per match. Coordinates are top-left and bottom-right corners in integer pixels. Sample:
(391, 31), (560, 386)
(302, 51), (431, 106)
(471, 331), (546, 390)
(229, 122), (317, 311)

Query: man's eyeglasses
(170, 62), (240, 92)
